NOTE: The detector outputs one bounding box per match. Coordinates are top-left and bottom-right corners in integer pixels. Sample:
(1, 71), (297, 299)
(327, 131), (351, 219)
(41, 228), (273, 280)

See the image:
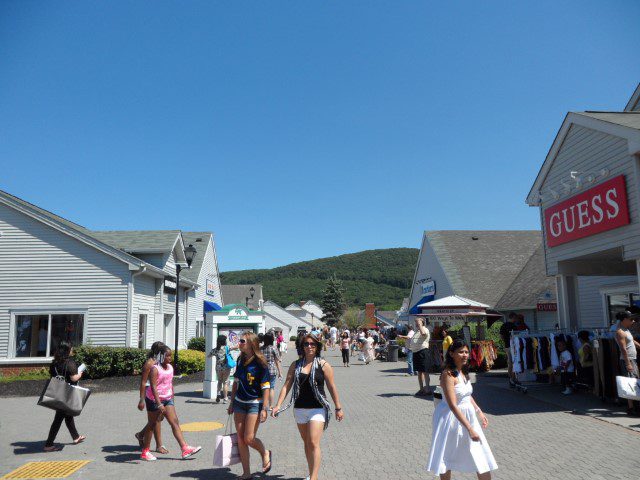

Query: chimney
(365, 303), (376, 323)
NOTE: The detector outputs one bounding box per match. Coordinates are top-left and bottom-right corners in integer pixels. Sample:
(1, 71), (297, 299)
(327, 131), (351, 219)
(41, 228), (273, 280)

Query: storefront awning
(203, 301), (222, 313)
(409, 295), (435, 315)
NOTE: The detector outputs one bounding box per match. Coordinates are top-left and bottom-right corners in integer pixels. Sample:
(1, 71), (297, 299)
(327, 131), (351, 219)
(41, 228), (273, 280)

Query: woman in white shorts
(272, 332), (344, 480)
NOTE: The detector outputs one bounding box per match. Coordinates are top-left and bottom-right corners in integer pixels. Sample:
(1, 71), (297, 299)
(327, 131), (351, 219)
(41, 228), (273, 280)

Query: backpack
(215, 347), (228, 369)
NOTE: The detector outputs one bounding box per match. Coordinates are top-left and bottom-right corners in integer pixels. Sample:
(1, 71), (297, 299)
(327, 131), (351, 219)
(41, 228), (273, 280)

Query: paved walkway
(1, 349), (639, 479)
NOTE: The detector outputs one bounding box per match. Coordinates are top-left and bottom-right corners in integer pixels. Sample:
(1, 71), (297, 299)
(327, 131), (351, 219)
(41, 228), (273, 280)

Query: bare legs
(418, 371), (431, 393)
(297, 421), (324, 480)
(143, 406), (186, 451)
(137, 420), (163, 450)
(234, 412), (268, 479)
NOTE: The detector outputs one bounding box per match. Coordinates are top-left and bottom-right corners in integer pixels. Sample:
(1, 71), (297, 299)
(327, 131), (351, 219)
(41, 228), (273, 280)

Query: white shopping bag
(214, 416), (240, 467)
(616, 375), (640, 401)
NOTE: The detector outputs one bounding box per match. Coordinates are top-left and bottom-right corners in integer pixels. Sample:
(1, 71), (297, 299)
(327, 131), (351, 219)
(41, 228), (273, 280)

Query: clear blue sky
(1, 1), (639, 271)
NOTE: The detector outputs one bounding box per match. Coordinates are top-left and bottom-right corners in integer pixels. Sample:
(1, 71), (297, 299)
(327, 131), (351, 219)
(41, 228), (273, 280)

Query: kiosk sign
(544, 175), (630, 247)
(227, 307), (249, 321)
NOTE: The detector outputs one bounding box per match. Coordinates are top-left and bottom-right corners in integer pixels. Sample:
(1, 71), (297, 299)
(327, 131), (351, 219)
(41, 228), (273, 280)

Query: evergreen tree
(321, 274), (347, 323)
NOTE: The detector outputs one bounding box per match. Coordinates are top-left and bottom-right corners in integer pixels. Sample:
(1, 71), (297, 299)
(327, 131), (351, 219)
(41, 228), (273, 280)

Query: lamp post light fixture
(245, 286), (256, 309)
(174, 243), (197, 375)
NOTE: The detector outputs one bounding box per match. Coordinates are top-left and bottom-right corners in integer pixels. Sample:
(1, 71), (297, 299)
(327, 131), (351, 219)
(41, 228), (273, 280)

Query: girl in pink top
(141, 346), (201, 461)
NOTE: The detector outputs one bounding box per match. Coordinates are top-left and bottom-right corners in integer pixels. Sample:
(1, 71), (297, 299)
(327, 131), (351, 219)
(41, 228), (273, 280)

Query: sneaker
(141, 450), (157, 461)
(215, 395), (220, 404)
(181, 445), (202, 459)
(222, 397), (227, 404)
(561, 388), (572, 395)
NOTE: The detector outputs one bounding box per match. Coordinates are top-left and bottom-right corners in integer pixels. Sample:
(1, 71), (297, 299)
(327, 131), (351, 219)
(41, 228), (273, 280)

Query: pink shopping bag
(214, 416), (240, 467)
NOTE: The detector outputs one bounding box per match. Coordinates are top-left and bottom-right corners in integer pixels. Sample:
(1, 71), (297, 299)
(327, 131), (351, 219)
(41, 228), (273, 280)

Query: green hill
(221, 248), (419, 310)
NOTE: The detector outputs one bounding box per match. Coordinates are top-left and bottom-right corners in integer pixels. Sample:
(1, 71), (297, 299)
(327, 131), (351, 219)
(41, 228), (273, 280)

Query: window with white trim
(195, 320), (204, 338)
(14, 313), (84, 358)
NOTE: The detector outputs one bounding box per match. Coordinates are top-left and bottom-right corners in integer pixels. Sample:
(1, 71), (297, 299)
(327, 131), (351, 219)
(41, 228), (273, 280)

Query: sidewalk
(481, 369), (640, 433)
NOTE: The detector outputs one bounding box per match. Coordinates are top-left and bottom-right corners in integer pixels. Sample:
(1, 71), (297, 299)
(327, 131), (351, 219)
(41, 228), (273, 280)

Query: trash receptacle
(386, 340), (399, 362)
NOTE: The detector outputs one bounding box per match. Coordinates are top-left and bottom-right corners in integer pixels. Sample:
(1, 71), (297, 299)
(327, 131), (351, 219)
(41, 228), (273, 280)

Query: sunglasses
(239, 339), (247, 344)
(303, 342), (318, 347)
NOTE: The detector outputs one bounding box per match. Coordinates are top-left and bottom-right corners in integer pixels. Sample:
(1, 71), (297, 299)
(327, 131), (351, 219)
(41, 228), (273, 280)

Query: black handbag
(37, 365), (91, 416)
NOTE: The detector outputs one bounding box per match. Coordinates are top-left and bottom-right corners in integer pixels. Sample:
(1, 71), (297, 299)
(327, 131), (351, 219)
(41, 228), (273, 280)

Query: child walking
(141, 345), (201, 461)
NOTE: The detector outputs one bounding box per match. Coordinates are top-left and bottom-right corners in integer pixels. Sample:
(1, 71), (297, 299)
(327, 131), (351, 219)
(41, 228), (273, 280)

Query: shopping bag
(433, 386), (443, 408)
(225, 347), (237, 369)
(37, 377), (91, 416)
(213, 416), (240, 467)
(616, 375), (640, 401)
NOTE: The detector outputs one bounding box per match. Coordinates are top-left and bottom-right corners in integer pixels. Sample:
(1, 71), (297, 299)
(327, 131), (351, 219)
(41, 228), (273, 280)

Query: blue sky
(1, 1), (639, 271)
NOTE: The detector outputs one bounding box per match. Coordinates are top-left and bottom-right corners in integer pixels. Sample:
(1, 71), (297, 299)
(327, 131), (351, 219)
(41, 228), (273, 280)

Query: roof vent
(195, 238), (203, 242)
(471, 236), (479, 241)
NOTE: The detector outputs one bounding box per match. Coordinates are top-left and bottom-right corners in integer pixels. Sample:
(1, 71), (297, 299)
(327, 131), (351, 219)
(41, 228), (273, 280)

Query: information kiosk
(203, 304), (266, 399)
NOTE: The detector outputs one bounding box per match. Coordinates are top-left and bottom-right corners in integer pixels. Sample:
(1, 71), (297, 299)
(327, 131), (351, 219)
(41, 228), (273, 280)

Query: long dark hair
(215, 335), (227, 351)
(239, 332), (268, 368)
(53, 341), (72, 365)
(262, 333), (274, 347)
(443, 338), (470, 377)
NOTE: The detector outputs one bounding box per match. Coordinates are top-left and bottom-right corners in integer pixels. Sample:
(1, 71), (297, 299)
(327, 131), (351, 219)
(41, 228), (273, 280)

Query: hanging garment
(550, 333), (560, 368)
(525, 338), (535, 371)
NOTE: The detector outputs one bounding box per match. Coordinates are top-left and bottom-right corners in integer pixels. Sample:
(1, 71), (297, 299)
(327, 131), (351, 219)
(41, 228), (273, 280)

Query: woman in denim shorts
(228, 332), (273, 479)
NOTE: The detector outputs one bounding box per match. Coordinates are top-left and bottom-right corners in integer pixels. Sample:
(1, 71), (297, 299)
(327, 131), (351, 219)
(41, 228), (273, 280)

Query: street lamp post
(174, 243), (197, 375)
(245, 286), (256, 309)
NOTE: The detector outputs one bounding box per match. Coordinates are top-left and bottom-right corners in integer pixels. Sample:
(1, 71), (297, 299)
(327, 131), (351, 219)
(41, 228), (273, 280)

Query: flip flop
(156, 445), (169, 454)
(262, 450), (272, 474)
(73, 435), (86, 444)
(135, 432), (143, 449)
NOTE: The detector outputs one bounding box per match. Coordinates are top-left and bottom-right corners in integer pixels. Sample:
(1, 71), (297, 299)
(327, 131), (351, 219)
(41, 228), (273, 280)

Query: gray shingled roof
(180, 232), (212, 282)
(495, 245), (557, 310)
(426, 230), (542, 307)
(222, 284), (263, 309)
(577, 111), (640, 130)
(90, 230), (181, 253)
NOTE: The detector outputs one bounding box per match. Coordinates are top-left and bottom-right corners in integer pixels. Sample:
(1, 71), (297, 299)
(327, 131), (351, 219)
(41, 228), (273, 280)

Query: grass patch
(0, 368), (49, 383)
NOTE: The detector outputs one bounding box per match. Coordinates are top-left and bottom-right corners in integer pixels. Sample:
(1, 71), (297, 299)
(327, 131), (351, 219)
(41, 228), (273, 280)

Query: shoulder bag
(225, 346), (237, 369)
(37, 364), (91, 416)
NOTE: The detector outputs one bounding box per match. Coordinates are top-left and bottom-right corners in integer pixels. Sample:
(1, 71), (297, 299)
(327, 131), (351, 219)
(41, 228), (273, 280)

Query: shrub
(187, 336), (206, 352)
(74, 346), (148, 379)
(177, 349), (205, 375)
(290, 336), (297, 342)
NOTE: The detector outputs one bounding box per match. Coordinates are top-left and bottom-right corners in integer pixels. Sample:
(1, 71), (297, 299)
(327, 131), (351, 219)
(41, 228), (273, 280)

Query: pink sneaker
(181, 445), (201, 459)
(141, 450), (157, 461)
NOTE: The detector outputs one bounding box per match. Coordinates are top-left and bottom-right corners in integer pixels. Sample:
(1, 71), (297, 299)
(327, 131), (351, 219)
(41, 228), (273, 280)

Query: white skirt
(426, 401), (498, 475)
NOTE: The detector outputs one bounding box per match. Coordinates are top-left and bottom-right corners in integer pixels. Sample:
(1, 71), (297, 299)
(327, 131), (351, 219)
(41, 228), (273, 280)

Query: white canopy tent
(416, 295), (503, 324)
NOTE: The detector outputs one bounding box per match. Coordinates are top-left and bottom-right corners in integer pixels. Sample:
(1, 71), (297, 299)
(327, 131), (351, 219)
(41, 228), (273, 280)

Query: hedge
(187, 336), (206, 352)
(73, 346), (205, 379)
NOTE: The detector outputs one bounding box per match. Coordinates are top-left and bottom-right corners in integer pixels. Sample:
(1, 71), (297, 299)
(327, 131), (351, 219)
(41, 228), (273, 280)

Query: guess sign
(544, 175), (630, 248)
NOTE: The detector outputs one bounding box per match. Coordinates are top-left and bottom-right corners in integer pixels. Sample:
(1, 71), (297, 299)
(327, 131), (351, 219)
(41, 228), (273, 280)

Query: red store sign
(537, 302), (558, 312)
(544, 175), (630, 248)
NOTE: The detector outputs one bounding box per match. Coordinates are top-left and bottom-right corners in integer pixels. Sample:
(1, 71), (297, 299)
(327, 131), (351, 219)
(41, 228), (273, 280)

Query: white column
(203, 314), (218, 399)
(556, 275), (570, 330)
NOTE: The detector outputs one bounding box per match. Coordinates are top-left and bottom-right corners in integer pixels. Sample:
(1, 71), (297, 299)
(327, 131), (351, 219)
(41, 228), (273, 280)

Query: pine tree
(321, 274), (347, 323)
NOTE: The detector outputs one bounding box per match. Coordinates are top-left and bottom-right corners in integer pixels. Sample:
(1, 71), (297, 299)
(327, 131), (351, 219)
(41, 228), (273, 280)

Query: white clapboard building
(0, 189), (222, 369)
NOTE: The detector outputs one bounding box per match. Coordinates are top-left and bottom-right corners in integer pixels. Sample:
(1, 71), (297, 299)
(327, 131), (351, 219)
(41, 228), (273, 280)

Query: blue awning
(204, 301), (222, 313)
(409, 295), (435, 315)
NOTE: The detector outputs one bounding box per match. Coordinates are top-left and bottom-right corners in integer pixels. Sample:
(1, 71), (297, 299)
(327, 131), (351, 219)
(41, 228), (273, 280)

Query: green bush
(177, 349), (205, 375)
(74, 346), (148, 379)
(73, 346), (205, 379)
(187, 336), (206, 352)
(290, 336), (297, 341)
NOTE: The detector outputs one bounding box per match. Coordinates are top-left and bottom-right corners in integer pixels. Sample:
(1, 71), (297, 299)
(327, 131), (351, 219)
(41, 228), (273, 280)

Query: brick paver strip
(1, 349), (639, 479)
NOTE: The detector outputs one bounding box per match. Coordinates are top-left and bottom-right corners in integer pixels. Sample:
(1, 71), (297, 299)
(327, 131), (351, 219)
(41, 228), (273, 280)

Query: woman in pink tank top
(140, 346), (201, 462)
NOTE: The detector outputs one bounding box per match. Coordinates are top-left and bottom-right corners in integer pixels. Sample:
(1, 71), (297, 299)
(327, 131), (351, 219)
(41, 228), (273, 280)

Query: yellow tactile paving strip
(1, 461), (91, 479)
(180, 421), (224, 432)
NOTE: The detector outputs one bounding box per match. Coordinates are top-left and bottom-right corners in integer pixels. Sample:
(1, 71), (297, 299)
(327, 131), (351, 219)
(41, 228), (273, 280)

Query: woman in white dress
(426, 338), (497, 479)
